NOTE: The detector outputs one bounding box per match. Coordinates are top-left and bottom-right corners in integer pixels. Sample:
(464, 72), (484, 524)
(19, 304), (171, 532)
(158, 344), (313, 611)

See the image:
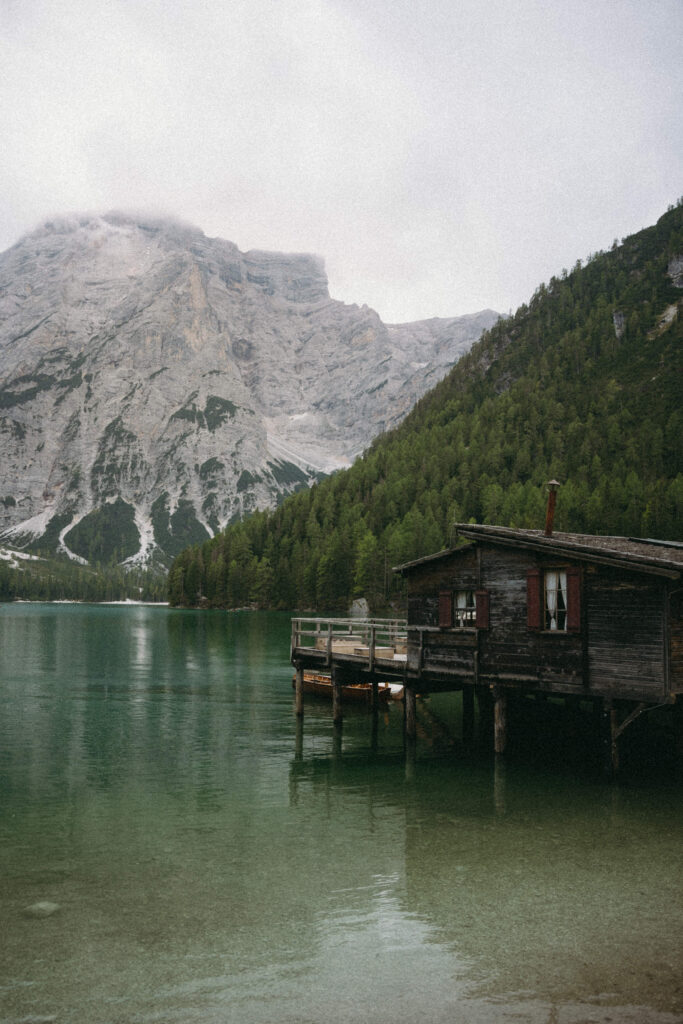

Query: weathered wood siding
(586, 569), (666, 697)
(422, 630), (476, 676)
(404, 541), (673, 701)
(478, 547), (584, 692)
(407, 548), (478, 627)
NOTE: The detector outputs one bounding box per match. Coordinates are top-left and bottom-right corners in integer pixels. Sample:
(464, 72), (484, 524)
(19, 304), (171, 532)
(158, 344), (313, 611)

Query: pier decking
(291, 616), (408, 719)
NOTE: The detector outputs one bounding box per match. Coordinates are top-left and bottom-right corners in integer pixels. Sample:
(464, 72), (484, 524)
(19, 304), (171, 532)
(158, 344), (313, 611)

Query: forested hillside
(168, 202), (683, 611)
(0, 553), (165, 603)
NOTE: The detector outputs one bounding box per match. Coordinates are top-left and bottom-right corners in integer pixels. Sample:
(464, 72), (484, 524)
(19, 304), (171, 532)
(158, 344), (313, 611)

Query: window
(439, 589), (489, 629)
(454, 590), (476, 627)
(544, 571), (567, 630)
(527, 567), (581, 633)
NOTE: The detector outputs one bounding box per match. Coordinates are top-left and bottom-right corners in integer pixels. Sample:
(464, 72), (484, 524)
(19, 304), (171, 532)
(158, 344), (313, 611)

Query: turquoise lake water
(0, 604), (681, 1023)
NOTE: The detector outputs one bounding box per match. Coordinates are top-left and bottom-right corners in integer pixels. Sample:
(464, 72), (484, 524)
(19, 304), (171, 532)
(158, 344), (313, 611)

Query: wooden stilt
(674, 698), (683, 766)
(294, 664), (304, 718)
(462, 686), (475, 745)
(493, 687), (507, 755)
(601, 698), (619, 776)
(405, 687), (417, 740)
(610, 702), (620, 775)
(476, 685), (493, 743)
(332, 666), (343, 725)
(493, 757), (506, 815)
(371, 676), (379, 713)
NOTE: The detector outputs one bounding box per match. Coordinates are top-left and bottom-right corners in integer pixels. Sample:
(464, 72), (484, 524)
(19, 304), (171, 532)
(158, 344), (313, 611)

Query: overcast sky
(1, 0), (681, 323)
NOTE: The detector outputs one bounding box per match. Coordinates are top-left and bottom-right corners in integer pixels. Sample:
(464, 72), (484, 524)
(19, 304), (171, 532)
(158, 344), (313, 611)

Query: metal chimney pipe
(544, 480), (561, 536)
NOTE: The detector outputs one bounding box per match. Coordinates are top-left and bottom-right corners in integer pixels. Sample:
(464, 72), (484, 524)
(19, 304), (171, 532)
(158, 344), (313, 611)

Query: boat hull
(294, 672), (398, 704)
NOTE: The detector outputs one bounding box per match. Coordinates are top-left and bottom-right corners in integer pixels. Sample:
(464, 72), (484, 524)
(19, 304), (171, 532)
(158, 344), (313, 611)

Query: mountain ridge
(0, 211), (497, 566)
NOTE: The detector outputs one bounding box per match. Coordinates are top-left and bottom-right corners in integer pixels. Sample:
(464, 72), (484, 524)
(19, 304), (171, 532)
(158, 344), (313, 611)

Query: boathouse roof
(394, 524), (683, 580)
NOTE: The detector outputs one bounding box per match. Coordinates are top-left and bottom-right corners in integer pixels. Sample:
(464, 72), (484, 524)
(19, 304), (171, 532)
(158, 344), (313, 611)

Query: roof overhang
(455, 524), (682, 580)
(393, 525), (682, 580)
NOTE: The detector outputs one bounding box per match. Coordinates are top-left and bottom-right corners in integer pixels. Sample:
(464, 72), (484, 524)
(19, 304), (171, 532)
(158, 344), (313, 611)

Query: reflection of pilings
(405, 735), (416, 781)
(295, 715), (303, 762)
(493, 757), (506, 815)
(332, 721), (343, 761)
(370, 708), (379, 754)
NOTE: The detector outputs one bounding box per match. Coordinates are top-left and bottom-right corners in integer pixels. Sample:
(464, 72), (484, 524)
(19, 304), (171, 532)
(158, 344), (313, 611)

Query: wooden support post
(476, 685), (493, 737)
(405, 686), (417, 740)
(371, 676), (379, 713)
(674, 698), (683, 766)
(332, 666), (343, 725)
(601, 698), (619, 776)
(294, 664), (304, 718)
(370, 709), (379, 754)
(493, 757), (506, 815)
(493, 686), (507, 756)
(462, 686), (475, 745)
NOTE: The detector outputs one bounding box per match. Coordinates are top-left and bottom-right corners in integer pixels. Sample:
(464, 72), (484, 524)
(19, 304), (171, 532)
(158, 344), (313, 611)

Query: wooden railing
(291, 616), (407, 671)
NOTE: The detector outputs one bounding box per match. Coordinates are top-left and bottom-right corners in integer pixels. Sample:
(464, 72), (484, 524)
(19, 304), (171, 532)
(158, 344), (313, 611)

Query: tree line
(0, 555), (166, 603)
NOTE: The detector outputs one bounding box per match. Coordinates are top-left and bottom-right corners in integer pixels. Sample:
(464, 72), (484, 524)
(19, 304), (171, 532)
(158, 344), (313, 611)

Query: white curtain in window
(546, 571), (558, 629)
(558, 571), (567, 613)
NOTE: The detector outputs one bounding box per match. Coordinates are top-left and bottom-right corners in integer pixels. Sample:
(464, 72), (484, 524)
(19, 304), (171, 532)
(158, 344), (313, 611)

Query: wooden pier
(291, 524), (683, 774)
(291, 616), (408, 722)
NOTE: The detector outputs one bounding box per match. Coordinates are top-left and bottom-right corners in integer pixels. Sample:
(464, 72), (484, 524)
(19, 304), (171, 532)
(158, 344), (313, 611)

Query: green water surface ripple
(0, 604), (681, 1024)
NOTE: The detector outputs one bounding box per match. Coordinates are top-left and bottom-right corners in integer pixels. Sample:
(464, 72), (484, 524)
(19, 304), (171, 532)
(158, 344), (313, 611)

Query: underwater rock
(23, 900), (61, 918)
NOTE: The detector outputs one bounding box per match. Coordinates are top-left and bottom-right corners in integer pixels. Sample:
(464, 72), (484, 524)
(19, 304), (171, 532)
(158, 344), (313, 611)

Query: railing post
(326, 622), (332, 667)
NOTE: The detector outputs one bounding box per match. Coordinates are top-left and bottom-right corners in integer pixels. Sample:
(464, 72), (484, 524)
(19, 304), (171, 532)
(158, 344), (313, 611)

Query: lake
(0, 604), (681, 1024)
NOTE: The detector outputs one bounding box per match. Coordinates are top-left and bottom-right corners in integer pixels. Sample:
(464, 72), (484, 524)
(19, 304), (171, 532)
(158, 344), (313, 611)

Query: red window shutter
(439, 590), (452, 628)
(475, 590), (490, 629)
(527, 569), (542, 630)
(566, 566), (581, 632)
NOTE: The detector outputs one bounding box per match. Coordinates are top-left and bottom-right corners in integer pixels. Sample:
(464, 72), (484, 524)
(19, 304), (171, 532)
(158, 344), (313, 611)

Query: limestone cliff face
(0, 213), (498, 564)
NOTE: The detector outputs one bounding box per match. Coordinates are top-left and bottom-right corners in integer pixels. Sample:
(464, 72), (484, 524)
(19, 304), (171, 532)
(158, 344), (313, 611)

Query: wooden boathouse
(291, 517), (683, 772)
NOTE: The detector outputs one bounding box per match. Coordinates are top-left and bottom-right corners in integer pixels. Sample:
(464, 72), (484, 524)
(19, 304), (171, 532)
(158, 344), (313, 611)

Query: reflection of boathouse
(292, 510), (683, 772)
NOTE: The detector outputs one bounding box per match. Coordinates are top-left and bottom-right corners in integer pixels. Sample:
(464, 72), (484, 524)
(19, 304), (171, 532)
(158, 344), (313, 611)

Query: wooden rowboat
(293, 671), (399, 705)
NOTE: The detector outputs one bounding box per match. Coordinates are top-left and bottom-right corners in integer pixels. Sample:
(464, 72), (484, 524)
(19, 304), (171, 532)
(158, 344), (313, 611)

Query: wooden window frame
(527, 566), (581, 634)
(440, 589), (489, 629)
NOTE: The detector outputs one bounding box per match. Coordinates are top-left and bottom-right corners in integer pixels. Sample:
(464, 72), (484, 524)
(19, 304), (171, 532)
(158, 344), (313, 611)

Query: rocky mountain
(0, 212), (497, 566)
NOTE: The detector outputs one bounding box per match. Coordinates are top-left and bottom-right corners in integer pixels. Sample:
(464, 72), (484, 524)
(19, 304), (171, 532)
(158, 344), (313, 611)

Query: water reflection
(0, 605), (681, 1024)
